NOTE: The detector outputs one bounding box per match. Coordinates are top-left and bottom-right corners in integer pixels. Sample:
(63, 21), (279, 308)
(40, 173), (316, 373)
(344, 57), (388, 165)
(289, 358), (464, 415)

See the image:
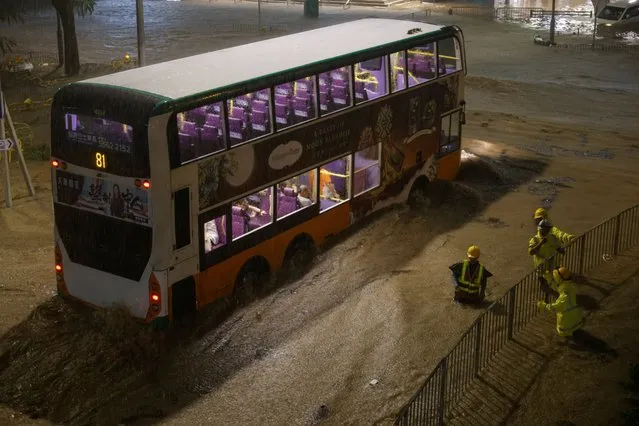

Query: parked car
(597, 0), (639, 37)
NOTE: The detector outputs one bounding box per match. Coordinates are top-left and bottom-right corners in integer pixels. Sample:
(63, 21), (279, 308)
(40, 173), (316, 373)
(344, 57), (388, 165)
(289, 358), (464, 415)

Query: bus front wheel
(234, 257), (271, 304)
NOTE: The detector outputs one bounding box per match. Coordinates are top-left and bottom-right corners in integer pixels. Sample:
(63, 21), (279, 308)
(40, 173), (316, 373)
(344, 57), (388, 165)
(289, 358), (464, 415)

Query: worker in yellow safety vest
(537, 266), (584, 337)
(449, 245), (493, 304)
(529, 219), (565, 299)
(533, 207), (575, 245)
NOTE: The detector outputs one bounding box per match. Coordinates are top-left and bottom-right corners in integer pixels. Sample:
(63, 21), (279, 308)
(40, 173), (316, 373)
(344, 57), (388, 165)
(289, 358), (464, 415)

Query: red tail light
(149, 273), (161, 314)
(135, 179), (152, 190)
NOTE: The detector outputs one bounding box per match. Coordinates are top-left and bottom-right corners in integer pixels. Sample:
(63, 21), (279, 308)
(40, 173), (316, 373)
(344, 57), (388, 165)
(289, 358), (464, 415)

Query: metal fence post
(579, 234), (587, 275)
(437, 358), (448, 425)
(613, 214), (622, 255)
(507, 287), (516, 340)
(473, 319), (482, 377)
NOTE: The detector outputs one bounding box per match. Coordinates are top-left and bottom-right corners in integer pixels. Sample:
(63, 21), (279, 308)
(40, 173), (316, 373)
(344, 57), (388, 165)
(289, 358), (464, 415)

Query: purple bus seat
(232, 206), (246, 238)
(179, 133), (196, 161)
(257, 89), (269, 101)
(282, 187), (297, 197)
(205, 113), (222, 129)
(275, 94), (289, 105)
(212, 103), (222, 114)
(367, 164), (381, 188)
(252, 110), (268, 132)
(319, 73), (330, 86)
(277, 196), (298, 218)
(228, 117), (244, 142)
(297, 174), (310, 188)
(214, 216), (227, 247)
(354, 81), (366, 100)
(275, 103), (288, 125)
(296, 79), (310, 92)
(199, 125), (219, 155)
(231, 106), (246, 120)
(252, 99), (267, 112)
(330, 70), (347, 82)
(181, 121), (199, 137)
(319, 92), (329, 111)
(331, 85), (348, 105)
(320, 198), (337, 212)
(259, 188), (271, 213)
(235, 95), (251, 108)
(189, 107), (207, 124)
(275, 83), (293, 96)
(293, 97), (311, 118)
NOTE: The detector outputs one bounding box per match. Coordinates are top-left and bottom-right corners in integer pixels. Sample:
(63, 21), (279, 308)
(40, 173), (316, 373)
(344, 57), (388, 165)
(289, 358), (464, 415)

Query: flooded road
(1, 2), (639, 426)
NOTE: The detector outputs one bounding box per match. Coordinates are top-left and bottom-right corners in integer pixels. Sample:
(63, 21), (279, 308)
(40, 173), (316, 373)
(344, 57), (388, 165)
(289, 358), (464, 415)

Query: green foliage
(0, 0), (24, 55)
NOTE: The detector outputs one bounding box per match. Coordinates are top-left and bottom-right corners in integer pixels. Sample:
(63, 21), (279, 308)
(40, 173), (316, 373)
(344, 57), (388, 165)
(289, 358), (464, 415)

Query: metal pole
(549, 0), (557, 45)
(136, 0), (146, 67)
(0, 79), (12, 208)
(4, 98), (35, 197)
(258, 0), (262, 32)
(592, 0), (599, 51)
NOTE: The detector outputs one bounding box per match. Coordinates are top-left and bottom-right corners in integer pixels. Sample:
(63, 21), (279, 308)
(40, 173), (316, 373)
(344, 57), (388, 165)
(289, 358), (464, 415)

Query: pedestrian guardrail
(530, 10), (593, 18)
(395, 204), (639, 425)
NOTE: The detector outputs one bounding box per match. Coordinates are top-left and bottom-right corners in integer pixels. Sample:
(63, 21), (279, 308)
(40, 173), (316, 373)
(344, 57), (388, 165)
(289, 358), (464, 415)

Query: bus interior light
(51, 159), (60, 168)
(55, 264), (63, 272)
(142, 180), (151, 189)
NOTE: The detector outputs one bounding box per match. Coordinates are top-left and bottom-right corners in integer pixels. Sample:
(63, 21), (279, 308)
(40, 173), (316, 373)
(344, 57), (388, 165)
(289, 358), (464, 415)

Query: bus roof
(81, 19), (448, 101)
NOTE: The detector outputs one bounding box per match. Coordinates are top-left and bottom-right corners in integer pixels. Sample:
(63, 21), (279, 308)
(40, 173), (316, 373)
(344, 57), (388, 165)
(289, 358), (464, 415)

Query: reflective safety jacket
(456, 260), (485, 294)
(551, 226), (574, 245)
(544, 277), (584, 337)
(528, 231), (562, 271)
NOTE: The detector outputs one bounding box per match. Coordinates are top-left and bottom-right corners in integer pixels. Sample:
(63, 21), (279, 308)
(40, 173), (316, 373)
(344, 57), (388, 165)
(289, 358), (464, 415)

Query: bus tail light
(54, 243), (69, 296)
(135, 179), (152, 189)
(50, 159), (67, 170)
(149, 273), (161, 315)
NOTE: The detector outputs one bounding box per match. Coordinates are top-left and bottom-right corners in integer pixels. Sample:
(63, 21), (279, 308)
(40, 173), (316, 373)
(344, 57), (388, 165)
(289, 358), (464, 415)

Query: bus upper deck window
(354, 56), (388, 104)
(227, 88), (273, 147)
(407, 42), (436, 87)
(177, 101), (226, 164)
(275, 76), (317, 131)
(390, 51), (407, 93)
(319, 65), (352, 116)
(437, 38), (462, 77)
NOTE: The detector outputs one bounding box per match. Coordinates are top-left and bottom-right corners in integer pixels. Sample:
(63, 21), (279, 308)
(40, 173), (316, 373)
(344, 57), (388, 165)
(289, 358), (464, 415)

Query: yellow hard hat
(533, 208), (548, 219)
(553, 266), (572, 281)
(467, 245), (480, 259)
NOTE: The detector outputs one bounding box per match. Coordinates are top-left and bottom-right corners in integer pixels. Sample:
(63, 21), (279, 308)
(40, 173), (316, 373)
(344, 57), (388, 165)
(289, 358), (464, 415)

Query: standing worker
(450, 245), (493, 304)
(529, 219), (564, 298)
(537, 266), (584, 339)
(533, 207), (574, 245)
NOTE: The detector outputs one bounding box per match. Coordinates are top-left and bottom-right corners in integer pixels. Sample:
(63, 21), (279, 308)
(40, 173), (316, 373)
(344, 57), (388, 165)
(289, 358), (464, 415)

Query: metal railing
(395, 204), (639, 425)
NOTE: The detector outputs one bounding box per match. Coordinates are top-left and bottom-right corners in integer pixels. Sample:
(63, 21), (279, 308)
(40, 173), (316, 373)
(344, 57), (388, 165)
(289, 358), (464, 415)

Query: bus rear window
(53, 112), (149, 177)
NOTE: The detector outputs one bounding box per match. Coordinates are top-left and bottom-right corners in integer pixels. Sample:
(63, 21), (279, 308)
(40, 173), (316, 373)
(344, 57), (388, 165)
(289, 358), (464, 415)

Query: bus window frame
(199, 204), (231, 268)
(168, 29), (467, 170)
(439, 107), (463, 157)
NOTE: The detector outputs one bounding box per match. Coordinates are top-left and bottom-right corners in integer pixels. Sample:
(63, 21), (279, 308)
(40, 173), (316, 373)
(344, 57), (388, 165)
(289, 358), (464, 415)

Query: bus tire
(283, 234), (317, 281)
(407, 175), (429, 209)
(234, 257), (271, 304)
(408, 176), (448, 210)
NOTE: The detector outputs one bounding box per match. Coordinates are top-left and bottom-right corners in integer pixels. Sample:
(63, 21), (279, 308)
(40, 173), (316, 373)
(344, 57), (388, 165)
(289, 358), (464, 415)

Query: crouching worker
(450, 245), (493, 304)
(537, 266), (584, 339)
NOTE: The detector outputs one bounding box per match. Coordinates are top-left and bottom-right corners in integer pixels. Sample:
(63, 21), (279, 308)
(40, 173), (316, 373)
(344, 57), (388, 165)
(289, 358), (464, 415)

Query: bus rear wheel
(283, 235), (316, 281)
(234, 257), (271, 305)
(408, 176), (447, 210)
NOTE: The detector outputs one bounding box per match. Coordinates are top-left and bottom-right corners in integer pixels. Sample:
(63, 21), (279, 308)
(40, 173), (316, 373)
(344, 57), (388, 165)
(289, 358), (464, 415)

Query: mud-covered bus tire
(234, 256), (271, 304)
(283, 234), (316, 281)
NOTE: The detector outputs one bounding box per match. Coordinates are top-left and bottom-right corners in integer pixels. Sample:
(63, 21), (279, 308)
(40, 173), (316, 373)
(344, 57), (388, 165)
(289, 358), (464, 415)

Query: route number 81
(95, 152), (107, 169)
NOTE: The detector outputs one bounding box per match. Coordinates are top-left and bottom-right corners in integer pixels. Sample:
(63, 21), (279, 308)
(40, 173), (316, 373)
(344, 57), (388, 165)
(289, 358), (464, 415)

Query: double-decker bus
(50, 18), (467, 327)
